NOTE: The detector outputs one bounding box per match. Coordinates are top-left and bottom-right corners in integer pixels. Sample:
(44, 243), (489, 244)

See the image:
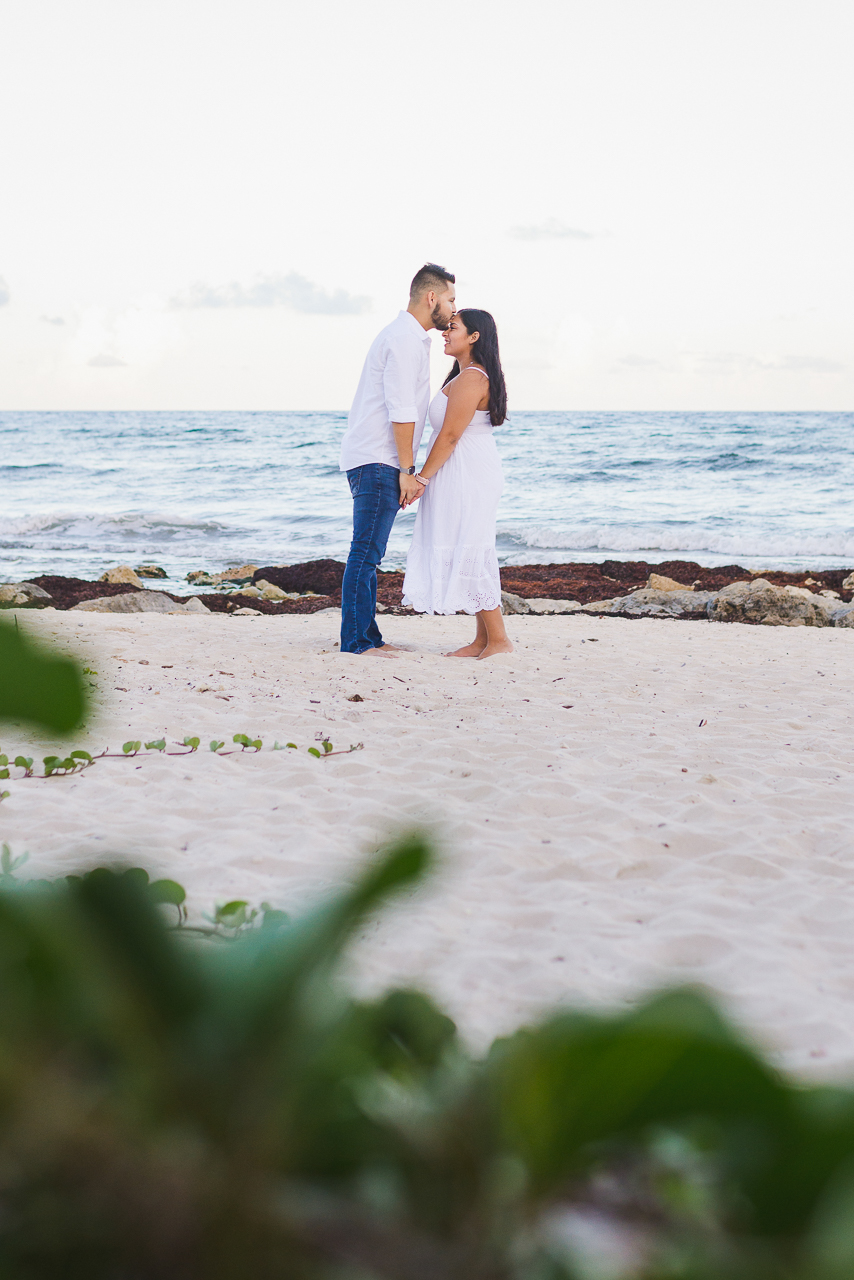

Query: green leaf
(233, 733), (249, 747)
(13, 757), (33, 770)
(0, 755), (8, 766)
(145, 738), (166, 752)
(250, 739), (262, 751)
(286, 742), (297, 750)
(0, 619), (87, 733)
(119, 869), (151, 896)
(183, 736), (200, 750)
(0, 790), (8, 801)
(148, 878), (186, 907)
(70, 750), (92, 762)
(307, 747), (321, 758)
(122, 741), (141, 755)
(209, 740), (224, 753)
(490, 987), (789, 1197)
(216, 900), (249, 929)
(0, 843), (26, 877)
(322, 740), (333, 754)
(0, 769), (8, 780)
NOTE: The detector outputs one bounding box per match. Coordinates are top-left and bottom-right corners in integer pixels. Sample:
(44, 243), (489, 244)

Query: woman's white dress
(402, 383), (503, 615)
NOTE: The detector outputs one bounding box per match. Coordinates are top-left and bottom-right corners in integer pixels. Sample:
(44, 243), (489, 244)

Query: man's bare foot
(358, 645), (399, 656)
(445, 642), (486, 658)
(476, 640), (514, 660)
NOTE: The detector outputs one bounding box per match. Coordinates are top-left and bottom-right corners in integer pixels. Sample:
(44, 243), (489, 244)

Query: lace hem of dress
(402, 544), (501, 615)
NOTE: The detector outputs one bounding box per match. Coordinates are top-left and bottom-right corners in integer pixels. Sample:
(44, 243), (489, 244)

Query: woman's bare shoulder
(446, 366), (489, 398)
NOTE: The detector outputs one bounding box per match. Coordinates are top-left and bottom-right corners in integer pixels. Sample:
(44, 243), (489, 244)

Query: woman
(402, 308), (512, 658)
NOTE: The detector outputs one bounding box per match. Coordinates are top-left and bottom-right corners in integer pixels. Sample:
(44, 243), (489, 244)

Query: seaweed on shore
(24, 559), (854, 613)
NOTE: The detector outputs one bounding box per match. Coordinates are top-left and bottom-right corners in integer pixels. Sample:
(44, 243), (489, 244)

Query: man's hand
(399, 473), (423, 508)
(403, 480), (426, 508)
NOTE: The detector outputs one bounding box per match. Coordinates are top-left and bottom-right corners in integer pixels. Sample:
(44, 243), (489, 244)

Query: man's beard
(431, 302), (451, 330)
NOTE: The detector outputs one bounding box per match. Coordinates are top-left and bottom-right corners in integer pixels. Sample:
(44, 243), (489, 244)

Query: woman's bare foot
(445, 642), (486, 658)
(476, 639), (514, 660)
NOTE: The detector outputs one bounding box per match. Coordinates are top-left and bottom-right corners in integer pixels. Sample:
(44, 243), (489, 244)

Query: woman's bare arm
(417, 370), (487, 481)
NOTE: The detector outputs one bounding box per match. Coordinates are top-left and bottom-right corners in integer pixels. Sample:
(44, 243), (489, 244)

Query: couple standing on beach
(338, 264), (513, 659)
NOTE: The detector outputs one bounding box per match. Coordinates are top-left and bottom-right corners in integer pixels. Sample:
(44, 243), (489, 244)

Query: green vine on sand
(0, 734), (363, 793)
(0, 845), (287, 939)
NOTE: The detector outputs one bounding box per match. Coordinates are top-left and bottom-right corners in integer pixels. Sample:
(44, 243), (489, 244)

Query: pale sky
(1, 0), (851, 411)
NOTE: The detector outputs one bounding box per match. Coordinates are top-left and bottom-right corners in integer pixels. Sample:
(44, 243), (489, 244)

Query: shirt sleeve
(382, 333), (421, 423)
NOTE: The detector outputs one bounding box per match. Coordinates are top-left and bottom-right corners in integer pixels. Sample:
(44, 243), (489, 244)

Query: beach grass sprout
(0, 843), (28, 880)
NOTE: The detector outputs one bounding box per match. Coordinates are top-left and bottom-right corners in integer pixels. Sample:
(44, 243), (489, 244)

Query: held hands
(399, 473), (426, 508)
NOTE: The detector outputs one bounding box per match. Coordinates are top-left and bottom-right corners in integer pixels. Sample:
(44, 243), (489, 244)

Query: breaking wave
(497, 524), (854, 561)
(0, 511), (233, 541)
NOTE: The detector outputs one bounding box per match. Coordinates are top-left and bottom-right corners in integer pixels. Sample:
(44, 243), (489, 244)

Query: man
(339, 263), (456, 655)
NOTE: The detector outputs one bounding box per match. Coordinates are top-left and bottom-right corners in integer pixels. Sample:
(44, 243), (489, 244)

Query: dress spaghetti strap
(460, 365), (488, 378)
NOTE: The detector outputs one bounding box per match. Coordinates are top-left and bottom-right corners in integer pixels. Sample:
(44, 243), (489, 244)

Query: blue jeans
(340, 463), (401, 653)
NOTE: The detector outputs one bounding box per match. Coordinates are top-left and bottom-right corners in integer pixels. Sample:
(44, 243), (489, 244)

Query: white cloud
(88, 353), (127, 367)
(619, 355), (663, 369)
(698, 352), (845, 375)
(40, 314), (65, 325)
(0, 278), (10, 306)
(171, 272), (370, 315)
(509, 219), (594, 241)
(777, 355), (845, 374)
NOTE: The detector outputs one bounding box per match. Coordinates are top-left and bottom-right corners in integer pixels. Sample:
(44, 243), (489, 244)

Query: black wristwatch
(400, 466), (416, 475)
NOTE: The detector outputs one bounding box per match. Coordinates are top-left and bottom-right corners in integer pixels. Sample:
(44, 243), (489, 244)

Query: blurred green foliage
(0, 618), (87, 733)
(0, 839), (851, 1278)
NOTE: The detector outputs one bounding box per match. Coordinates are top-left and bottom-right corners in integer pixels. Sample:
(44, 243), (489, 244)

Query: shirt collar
(399, 309), (433, 343)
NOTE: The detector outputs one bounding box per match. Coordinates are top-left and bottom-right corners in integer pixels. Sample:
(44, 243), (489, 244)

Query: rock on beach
(582, 588), (716, 619)
(70, 592), (210, 615)
(99, 565), (146, 589)
(0, 582), (53, 609)
(708, 579), (850, 627)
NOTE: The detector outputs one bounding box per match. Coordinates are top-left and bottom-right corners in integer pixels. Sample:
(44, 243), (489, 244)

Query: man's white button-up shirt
(339, 310), (433, 471)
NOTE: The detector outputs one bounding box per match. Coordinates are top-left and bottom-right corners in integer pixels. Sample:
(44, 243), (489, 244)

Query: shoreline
(3, 557), (853, 616)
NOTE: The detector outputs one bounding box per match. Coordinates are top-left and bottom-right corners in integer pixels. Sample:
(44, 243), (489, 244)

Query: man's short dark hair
(409, 263), (455, 300)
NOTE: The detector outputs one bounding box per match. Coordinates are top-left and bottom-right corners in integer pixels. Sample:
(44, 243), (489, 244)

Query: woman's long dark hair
(442, 308), (507, 426)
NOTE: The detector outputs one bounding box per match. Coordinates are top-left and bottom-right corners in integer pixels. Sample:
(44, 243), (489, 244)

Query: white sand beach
(2, 608), (854, 1078)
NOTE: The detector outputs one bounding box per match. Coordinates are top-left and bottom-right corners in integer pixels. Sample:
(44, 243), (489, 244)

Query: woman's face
(443, 315), (478, 363)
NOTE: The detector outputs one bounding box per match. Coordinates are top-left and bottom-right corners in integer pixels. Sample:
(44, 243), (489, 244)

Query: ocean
(2, 410), (852, 595)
